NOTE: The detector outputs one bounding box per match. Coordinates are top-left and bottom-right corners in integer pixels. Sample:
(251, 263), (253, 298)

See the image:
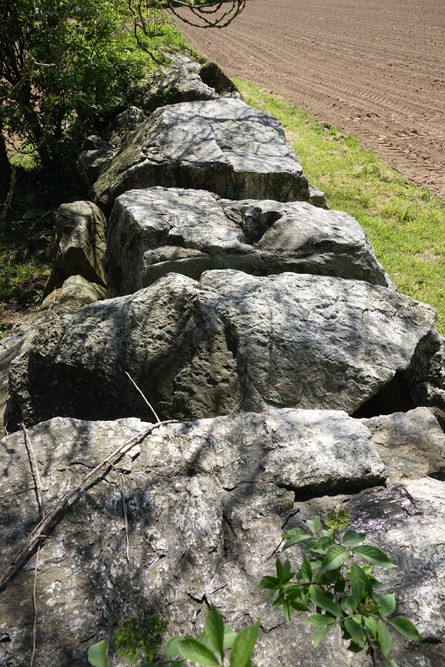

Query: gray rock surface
(42, 201), (107, 298)
(93, 98), (310, 213)
(106, 187), (392, 296)
(0, 411), (444, 666)
(0, 333), (29, 430)
(105, 106), (148, 149)
(362, 407), (445, 482)
(7, 271), (436, 426)
(78, 136), (118, 187)
(18, 276), (107, 332)
(136, 58), (219, 113)
(404, 329), (445, 429)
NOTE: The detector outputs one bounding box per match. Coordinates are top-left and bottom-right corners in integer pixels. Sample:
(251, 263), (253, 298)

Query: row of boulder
(1, 57), (445, 666)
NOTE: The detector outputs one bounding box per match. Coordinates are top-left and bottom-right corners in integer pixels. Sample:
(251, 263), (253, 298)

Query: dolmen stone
(92, 98), (310, 213)
(1, 410), (444, 665)
(6, 270), (436, 427)
(106, 187), (393, 296)
(42, 201), (107, 299)
(135, 57), (219, 113)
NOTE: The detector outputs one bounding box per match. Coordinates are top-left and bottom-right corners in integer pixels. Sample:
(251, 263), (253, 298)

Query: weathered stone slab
(92, 98), (310, 213)
(106, 187), (392, 296)
(135, 57), (219, 113)
(7, 271), (436, 427)
(0, 413), (443, 666)
(362, 407), (445, 482)
(42, 201), (107, 299)
(0, 333), (29, 430)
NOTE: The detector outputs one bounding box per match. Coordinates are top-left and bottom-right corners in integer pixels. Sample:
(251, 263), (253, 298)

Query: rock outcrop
(1, 58), (445, 667)
(42, 201), (107, 298)
(93, 98), (311, 213)
(1, 410), (445, 666)
(106, 187), (392, 296)
(6, 270), (437, 427)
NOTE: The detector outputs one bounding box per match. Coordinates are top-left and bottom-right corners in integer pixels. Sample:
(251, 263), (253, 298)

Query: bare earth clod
(179, 0), (445, 198)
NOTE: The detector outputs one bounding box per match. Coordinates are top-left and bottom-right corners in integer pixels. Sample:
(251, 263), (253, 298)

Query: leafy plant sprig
(87, 607), (259, 667)
(259, 510), (421, 667)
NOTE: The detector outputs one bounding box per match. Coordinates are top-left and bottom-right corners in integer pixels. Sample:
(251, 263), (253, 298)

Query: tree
(0, 0), (245, 182)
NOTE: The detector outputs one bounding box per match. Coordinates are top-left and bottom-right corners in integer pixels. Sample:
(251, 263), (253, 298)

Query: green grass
(234, 78), (445, 335)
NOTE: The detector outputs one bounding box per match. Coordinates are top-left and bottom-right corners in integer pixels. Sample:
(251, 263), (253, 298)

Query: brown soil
(178, 0), (445, 198)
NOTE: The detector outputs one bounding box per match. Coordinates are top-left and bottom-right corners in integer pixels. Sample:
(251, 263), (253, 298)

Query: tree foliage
(0, 0), (245, 178)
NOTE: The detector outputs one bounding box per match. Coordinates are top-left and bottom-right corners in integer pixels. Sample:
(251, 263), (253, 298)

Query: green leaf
(304, 614), (337, 628)
(229, 621), (260, 667)
(285, 584), (306, 600)
(341, 595), (358, 614)
(306, 516), (321, 535)
(223, 626), (238, 651)
(350, 564), (372, 599)
(375, 593), (397, 617)
(258, 576), (279, 590)
(377, 619), (393, 657)
(312, 625), (333, 647)
(175, 638), (219, 666)
(320, 545), (349, 572)
(290, 600), (310, 612)
(311, 537), (333, 555)
(343, 618), (366, 649)
(300, 556), (312, 583)
(352, 545), (397, 568)
(363, 615), (378, 640)
(309, 585), (342, 617)
(282, 599), (292, 623)
(282, 528), (311, 550)
(389, 660), (400, 667)
(387, 617), (421, 641)
(164, 636), (182, 658)
(205, 606), (225, 661)
(271, 592), (286, 609)
(87, 639), (109, 667)
(342, 529), (366, 548)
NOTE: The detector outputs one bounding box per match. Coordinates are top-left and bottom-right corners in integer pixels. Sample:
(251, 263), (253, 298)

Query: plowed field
(178, 0), (445, 198)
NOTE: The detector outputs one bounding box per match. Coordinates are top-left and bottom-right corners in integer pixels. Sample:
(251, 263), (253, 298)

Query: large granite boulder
(42, 201), (107, 298)
(77, 135), (118, 188)
(1, 409), (444, 666)
(0, 333), (30, 431)
(106, 187), (393, 296)
(92, 99), (310, 213)
(6, 270), (437, 427)
(134, 57), (219, 113)
(362, 406), (445, 482)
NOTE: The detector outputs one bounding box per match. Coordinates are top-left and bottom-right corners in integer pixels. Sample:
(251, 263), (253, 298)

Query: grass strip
(234, 78), (445, 335)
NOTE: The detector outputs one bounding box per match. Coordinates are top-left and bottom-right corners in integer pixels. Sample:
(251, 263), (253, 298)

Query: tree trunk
(0, 124), (11, 199)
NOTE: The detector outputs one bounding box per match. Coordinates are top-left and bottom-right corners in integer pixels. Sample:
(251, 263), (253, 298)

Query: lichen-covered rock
(42, 201), (107, 298)
(7, 271), (437, 427)
(0, 333), (30, 429)
(362, 406), (445, 482)
(0, 412), (444, 666)
(403, 329), (445, 429)
(106, 187), (392, 296)
(135, 58), (219, 113)
(93, 99), (310, 213)
(77, 136), (118, 187)
(105, 106), (148, 148)
(18, 276), (107, 332)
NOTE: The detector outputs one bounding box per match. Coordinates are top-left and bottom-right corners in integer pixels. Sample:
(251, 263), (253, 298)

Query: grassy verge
(235, 78), (445, 335)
